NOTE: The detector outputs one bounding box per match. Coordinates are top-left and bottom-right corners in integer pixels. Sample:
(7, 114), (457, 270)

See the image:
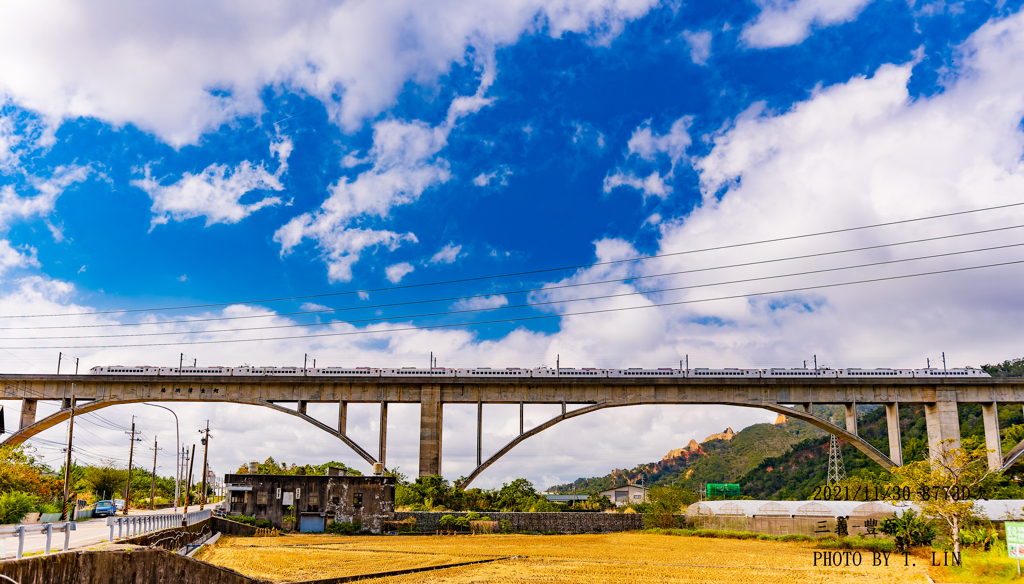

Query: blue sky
(3, 0), (1024, 488)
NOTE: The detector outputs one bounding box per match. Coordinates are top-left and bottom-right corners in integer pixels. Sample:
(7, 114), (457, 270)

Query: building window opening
(353, 493), (363, 508)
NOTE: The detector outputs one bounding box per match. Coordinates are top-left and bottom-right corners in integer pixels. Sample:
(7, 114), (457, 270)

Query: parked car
(213, 508), (227, 517)
(94, 500), (116, 517)
(113, 499), (125, 511)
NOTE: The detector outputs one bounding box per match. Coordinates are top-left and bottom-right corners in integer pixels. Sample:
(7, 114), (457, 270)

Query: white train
(88, 365), (990, 378)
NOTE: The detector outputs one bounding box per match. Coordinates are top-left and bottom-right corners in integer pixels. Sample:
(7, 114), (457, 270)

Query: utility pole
(184, 444), (196, 510)
(149, 437), (161, 510)
(942, 352), (947, 372)
(199, 422), (211, 510)
(60, 393), (76, 521)
(57, 351), (62, 375)
(74, 358), (79, 375)
(179, 353), (184, 375)
(123, 417), (140, 515)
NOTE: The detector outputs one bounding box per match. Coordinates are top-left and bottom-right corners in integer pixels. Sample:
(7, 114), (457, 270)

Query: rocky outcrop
(702, 427), (735, 443)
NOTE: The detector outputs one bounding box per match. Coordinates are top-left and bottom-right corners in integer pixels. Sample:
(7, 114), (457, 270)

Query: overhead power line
(3, 258), (1020, 350)
(5, 221), (1024, 331)
(3, 201), (1022, 320)
(3, 241), (1021, 341)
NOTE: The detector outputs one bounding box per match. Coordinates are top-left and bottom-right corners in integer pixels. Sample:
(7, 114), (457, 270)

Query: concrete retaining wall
(0, 548), (268, 584)
(393, 511), (642, 533)
(212, 517), (261, 536)
(120, 518), (212, 549)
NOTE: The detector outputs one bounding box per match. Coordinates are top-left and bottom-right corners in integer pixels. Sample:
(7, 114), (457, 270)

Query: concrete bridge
(3, 374), (1022, 487)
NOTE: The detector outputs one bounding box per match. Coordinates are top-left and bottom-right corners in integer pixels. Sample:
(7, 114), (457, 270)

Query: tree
(85, 464), (127, 500)
(888, 438), (999, 559)
(495, 479), (539, 512)
(0, 445), (60, 499)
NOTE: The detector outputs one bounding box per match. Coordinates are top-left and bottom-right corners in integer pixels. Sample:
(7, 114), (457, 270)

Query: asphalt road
(3, 502), (223, 557)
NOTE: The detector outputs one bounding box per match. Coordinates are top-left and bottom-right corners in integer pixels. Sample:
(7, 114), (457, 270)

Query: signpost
(1007, 521), (1024, 575)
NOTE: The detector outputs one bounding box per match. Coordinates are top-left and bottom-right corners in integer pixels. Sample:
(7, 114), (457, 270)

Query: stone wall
(393, 511), (642, 533)
(0, 548), (268, 584)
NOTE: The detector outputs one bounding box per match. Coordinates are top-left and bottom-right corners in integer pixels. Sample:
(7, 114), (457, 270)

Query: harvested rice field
(197, 533), (935, 583)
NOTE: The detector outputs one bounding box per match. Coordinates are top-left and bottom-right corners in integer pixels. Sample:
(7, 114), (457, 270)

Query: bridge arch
(2, 398), (379, 467)
(458, 402), (896, 489)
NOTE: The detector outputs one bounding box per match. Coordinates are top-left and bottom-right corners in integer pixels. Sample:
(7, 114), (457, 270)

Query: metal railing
(106, 510), (211, 542)
(0, 522), (76, 559)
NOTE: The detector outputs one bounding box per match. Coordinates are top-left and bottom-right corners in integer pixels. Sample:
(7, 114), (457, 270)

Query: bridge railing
(0, 522), (76, 559)
(106, 510), (211, 542)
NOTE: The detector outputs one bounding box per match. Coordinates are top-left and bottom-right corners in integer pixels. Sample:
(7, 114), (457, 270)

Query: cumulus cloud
(741, 0), (875, 48)
(136, 137), (290, 228)
(385, 262), (415, 283)
(0, 0), (658, 146)
(472, 166), (513, 187)
(681, 30), (712, 65)
(602, 171), (671, 199)
(603, 117), (693, 200)
(274, 71), (492, 282)
(429, 242), (463, 265)
(452, 294), (509, 311)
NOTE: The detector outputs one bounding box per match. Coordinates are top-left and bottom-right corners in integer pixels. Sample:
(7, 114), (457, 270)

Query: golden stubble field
(197, 533), (934, 583)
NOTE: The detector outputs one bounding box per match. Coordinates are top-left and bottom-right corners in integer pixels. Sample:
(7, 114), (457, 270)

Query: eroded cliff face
(702, 427), (735, 443)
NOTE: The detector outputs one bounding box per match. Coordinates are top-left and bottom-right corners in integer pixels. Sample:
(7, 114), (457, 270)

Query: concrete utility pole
(184, 443), (196, 510)
(199, 422), (211, 510)
(149, 436), (161, 510)
(60, 394), (76, 521)
(123, 417), (140, 515)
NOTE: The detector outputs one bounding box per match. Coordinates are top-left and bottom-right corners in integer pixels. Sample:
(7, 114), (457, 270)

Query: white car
(113, 499), (125, 511)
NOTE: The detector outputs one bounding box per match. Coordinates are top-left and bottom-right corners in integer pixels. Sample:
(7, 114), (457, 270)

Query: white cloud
(602, 171), (671, 199)
(472, 166), (513, 187)
(0, 1), (658, 146)
(177, 274), (188, 282)
(452, 294), (509, 311)
(135, 137), (290, 228)
(681, 30), (712, 65)
(77, 265), (86, 274)
(299, 302), (332, 312)
(741, 0), (875, 48)
(385, 262), (415, 283)
(626, 117), (692, 166)
(0, 240), (39, 272)
(571, 121), (606, 150)
(274, 73), (492, 282)
(429, 242), (463, 265)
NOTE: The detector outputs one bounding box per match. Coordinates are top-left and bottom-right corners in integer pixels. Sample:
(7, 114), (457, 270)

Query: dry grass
(198, 533), (933, 583)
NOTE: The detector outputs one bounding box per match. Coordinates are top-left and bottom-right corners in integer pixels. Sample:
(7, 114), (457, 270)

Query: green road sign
(1007, 522), (1024, 559)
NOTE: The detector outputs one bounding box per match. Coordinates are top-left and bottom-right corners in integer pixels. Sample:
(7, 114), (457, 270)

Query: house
(224, 470), (395, 533)
(599, 484), (648, 506)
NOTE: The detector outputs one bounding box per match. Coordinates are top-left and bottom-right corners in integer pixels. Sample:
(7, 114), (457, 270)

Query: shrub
(439, 514), (456, 532)
(36, 502), (61, 514)
(255, 520), (272, 529)
(500, 519), (511, 533)
(326, 520), (362, 534)
(0, 491), (40, 524)
(227, 514), (257, 526)
(879, 510), (937, 554)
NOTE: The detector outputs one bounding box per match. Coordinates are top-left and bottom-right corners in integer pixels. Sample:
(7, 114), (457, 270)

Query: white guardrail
(106, 510), (212, 543)
(0, 522), (76, 559)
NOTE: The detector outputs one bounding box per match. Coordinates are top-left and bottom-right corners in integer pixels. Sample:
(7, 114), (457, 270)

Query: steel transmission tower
(827, 434), (847, 485)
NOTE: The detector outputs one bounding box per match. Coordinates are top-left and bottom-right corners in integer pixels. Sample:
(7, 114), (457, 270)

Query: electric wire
(5, 241), (1021, 341)
(4, 200), (1022, 319)
(5, 221), (1024, 331)
(4, 257), (1020, 350)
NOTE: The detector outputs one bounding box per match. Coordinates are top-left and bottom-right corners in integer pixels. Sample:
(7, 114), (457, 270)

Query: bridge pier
(886, 403), (903, 466)
(924, 401), (961, 459)
(338, 401), (347, 435)
(982, 402), (1002, 471)
(845, 403), (858, 435)
(476, 402), (483, 468)
(379, 402), (388, 467)
(19, 399), (37, 430)
(419, 386), (442, 477)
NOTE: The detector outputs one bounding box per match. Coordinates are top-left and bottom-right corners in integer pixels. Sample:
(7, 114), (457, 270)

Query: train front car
(609, 368), (686, 378)
(913, 368), (991, 378)
(762, 368), (838, 378)
(689, 368), (762, 378)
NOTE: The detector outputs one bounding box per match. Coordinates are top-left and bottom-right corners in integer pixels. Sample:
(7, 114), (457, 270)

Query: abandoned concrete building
(224, 470), (395, 533)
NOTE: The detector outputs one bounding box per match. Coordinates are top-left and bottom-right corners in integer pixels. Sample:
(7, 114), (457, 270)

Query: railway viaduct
(3, 374), (1023, 487)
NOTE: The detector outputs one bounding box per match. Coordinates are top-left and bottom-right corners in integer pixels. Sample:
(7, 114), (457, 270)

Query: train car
(609, 368), (686, 378)
(762, 368), (838, 378)
(690, 368), (762, 378)
(89, 365), (164, 375)
(838, 368), (914, 378)
(174, 366), (233, 375)
(382, 367), (457, 377)
(913, 368), (990, 378)
(314, 367), (382, 377)
(531, 367), (558, 377)
(457, 367), (532, 377)
(552, 368), (609, 378)
(230, 366), (304, 376)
